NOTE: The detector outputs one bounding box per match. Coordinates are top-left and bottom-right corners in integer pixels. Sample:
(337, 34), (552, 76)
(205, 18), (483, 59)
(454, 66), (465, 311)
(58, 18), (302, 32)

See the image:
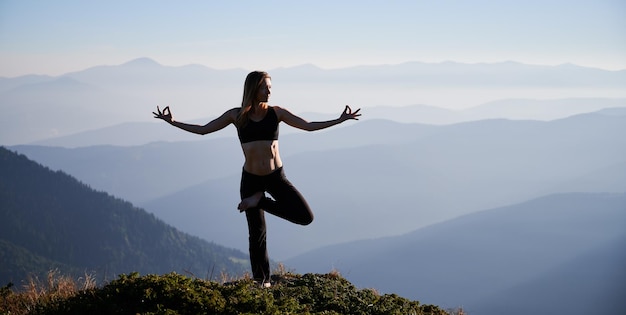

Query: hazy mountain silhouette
(0, 58), (246, 145)
(12, 136), (244, 203)
(24, 99), (625, 148)
(472, 235), (626, 315)
(2, 58), (625, 145)
(0, 76), (144, 144)
(462, 98), (626, 121)
(0, 74), (54, 94)
(271, 60), (626, 87)
(284, 192), (626, 315)
(146, 111), (626, 258)
(4, 58), (625, 314)
(10, 111), (626, 259)
(0, 147), (249, 285)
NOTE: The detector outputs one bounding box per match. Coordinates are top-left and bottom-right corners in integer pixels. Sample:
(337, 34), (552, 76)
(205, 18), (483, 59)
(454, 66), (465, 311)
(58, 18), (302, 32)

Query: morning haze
(0, 58), (626, 314)
(4, 57), (626, 314)
(1, 0), (625, 313)
(1, 58), (625, 145)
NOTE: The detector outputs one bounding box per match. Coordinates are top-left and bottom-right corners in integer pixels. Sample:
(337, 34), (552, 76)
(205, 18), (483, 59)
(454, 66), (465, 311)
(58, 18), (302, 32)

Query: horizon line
(2, 57), (625, 79)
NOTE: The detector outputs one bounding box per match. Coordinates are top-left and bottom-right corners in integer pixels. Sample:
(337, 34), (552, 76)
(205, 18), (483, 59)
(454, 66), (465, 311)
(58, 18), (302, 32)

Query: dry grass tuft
(1, 269), (96, 315)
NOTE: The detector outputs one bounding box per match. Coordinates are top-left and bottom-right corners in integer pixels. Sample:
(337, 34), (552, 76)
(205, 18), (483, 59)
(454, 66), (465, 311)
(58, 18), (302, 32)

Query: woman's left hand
(340, 105), (361, 121)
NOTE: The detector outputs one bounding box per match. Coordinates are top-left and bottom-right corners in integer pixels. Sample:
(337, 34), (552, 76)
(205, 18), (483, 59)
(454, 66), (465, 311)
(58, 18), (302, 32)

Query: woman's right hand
(339, 105), (361, 122)
(153, 106), (173, 123)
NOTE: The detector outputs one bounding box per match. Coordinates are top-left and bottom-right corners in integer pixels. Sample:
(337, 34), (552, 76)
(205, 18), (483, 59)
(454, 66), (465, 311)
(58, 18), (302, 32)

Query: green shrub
(4, 272), (449, 315)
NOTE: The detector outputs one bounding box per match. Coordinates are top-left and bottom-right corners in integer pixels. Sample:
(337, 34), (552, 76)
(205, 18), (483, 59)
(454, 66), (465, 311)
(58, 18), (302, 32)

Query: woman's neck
(252, 102), (268, 112)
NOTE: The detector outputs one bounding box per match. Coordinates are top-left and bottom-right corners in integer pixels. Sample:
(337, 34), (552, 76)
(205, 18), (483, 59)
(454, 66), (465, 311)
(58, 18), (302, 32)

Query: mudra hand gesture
(340, 105), (361, 122)
(153, 106), (173, 123)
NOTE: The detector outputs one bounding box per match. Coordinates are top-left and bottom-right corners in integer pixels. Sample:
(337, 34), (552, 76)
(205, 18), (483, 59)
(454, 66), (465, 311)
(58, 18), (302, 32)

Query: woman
(153, 71), (360, 286)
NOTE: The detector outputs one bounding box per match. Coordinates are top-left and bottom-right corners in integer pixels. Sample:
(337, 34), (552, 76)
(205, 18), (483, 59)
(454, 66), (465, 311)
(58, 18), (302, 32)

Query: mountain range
(1, 58), (625, 145)
(284, 192), (626, 315)
(0, 147), (249, 285)
(10, 108), (626, 260)
(3, 58), (625, 315)
(19, 98), (625, 148)
(3, 143), (623, 315)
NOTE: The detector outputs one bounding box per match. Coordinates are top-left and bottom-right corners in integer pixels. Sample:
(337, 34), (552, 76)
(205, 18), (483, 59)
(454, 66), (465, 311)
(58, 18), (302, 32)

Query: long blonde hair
(236, 71), (270, 128)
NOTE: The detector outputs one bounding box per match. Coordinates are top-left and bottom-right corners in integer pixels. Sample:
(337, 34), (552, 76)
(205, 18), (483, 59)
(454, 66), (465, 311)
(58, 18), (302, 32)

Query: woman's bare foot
(238, 192), (264, 211)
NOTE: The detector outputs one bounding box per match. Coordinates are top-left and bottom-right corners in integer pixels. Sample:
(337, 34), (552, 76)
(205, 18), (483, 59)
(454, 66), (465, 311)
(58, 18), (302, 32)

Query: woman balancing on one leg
(153, 71), (361, 286)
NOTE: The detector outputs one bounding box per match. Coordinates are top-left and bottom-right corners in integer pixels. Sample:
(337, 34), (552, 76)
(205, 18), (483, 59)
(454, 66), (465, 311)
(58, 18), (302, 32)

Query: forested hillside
(0, 147), (249, 285)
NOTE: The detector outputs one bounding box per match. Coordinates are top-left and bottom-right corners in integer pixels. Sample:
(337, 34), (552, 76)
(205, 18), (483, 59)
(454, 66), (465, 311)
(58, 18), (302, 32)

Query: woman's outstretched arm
(153, 106), (237, 135)
(276, 105), (361, 132)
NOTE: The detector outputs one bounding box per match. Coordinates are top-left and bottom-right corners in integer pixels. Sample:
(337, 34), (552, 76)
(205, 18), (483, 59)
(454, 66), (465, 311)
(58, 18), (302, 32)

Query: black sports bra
(237, 107), (279, 144)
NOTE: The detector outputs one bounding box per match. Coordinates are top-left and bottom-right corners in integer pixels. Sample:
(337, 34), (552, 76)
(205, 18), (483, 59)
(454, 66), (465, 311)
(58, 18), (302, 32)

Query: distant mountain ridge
(28, 99), (626, 148)
(3, 58), (625, 315)
(11, 110), (626, 259)
(0, 147), (249, 285)
(271, 60), (626, 87)
(1, 57), (625, 145)
(284, 192), (626, 315)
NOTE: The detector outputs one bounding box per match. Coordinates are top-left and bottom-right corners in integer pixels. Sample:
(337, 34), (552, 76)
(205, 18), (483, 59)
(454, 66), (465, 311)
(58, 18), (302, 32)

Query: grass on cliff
(1, 269), (461, 315)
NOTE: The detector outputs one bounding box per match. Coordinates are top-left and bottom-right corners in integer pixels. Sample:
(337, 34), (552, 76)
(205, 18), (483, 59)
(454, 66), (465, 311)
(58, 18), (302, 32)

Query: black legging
(240, 167), (314, 282)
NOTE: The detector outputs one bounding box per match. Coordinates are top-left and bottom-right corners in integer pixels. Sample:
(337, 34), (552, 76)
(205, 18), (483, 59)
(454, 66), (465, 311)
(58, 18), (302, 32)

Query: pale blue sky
(1, 0), (624, 77)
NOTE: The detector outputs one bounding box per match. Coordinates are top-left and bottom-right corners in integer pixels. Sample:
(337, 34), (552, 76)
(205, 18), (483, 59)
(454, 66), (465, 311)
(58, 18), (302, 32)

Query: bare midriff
(241, 140), (283, 175)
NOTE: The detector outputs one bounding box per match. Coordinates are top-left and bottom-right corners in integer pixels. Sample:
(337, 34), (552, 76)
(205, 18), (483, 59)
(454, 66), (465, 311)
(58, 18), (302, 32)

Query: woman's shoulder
(270, 105), (287, 114)
(226, 107), (241, 115)
(218, 107), (240, 122)
(269, 105), (285, 119)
